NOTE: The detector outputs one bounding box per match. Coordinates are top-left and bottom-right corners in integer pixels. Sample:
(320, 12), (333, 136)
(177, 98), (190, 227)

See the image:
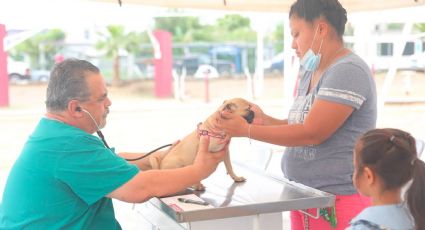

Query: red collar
(197, 122), (226, 139)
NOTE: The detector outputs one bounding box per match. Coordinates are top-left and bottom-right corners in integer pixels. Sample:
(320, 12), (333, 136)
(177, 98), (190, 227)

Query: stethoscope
(79, 107), (172, 161)
(99, 131), (172, 161)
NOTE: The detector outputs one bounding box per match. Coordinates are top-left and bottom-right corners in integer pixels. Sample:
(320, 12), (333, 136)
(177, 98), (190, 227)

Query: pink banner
(0, 24), (9, 107)
(153, 30), (173, 98)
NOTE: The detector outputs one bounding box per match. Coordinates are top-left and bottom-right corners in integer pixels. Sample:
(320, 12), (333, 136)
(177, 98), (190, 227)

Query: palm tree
(96, 25), (142, 86)
(10, 29), (65, 69)
(414, 23), (425, 32)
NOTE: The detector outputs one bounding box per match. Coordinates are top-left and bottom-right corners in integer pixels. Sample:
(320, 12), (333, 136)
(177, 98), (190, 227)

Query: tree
(269, 23), (284, 53)
(414, 23), (425, 33)
(216, 14), (250, 31)
(155, 17), (203, 42)
(9, 29), (65, 69)
(212, 15), (256, 42)
(154, 15), (257, 43)
(96, 25), (145, 86)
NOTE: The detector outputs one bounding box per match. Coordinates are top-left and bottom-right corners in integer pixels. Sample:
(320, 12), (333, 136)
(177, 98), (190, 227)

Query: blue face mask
(300, 26), (323, 72)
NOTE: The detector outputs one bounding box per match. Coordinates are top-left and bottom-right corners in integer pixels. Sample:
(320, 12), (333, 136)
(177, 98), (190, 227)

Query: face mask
(300, 26), (323, 72)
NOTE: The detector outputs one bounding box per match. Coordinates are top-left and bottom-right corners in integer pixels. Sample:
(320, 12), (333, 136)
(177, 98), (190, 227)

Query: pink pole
(0, 24), (9, 107)
(204, 72), (209, 103)
(153, 30), (173, 98)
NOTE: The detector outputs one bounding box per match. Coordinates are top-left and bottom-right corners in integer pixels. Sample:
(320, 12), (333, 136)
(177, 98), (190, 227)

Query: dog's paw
(232, 176), (246, 182)
(192, 183), (206, 191)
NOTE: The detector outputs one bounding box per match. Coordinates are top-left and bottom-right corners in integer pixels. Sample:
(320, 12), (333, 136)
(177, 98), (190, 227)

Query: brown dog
(149, 98), (255, 190)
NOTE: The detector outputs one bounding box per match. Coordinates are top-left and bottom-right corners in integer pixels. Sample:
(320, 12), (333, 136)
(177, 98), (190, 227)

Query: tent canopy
(92, 0), (425, 12)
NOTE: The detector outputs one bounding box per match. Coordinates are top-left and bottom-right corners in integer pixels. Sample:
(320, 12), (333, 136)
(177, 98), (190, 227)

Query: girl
(349, 128), (425, 229)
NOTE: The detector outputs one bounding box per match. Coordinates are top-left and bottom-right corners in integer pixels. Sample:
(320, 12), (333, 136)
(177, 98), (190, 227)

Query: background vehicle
(264, 52), (284, 75)
(7, 58), (31, 81)
(373, 40), (425, 72)
(31, 70), (50, 82)
(174, 54), (235, 77)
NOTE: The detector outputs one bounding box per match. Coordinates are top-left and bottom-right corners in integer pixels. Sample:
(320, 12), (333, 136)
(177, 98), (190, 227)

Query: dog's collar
(197, 122), (226, 139)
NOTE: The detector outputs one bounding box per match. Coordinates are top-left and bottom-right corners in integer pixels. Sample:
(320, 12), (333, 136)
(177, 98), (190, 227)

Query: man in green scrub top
(0, 59), (227, 229)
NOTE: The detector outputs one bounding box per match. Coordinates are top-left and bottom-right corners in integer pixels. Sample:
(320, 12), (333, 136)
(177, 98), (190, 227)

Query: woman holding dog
(214, 0), (377, 229)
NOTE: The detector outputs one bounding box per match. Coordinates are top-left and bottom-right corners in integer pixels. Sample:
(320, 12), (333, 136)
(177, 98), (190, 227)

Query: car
(135, 58), (155, 79)
(31, 70), (50, 83)
(264, 52), (284, 75)
(407, 51), (425, 72)
(193, 64), (219, 79)
(7, 58), (31, 82)
(174, 54), (235, 77)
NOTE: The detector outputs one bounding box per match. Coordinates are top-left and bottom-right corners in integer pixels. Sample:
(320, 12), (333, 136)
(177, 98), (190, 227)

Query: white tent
(92, 0), (424, 12)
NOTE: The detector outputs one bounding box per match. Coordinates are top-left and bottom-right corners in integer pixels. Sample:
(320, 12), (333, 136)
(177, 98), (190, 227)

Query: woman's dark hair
(289, 0), (347, 37)
(358, 128), (425, 229)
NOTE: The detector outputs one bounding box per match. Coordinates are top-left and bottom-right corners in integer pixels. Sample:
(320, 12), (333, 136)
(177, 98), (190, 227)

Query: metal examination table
(134, 162), (335, 230)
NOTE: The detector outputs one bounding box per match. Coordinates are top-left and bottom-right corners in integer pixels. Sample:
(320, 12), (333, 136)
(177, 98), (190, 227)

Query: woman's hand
(213, 109), (250, 137)
(250, 102), (264, 125)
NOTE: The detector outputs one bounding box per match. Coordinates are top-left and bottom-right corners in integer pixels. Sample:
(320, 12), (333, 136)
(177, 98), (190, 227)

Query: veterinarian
(0, 59), (227, 229)
(214, 0), (377, 229)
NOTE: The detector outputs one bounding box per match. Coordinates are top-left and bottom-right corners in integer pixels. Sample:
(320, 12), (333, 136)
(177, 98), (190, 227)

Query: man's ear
(68, 100), (82, 117)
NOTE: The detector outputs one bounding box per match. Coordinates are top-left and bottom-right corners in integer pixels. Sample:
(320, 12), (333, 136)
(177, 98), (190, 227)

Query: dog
(149, 98), (255, 190)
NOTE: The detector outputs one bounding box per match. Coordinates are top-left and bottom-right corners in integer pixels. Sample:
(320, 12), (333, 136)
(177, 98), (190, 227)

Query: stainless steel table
(134, 162), (335, 230)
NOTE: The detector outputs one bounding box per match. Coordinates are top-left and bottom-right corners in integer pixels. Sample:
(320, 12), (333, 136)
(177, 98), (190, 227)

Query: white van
(374, 39), (425, 72)
(7, 58), (31, 81)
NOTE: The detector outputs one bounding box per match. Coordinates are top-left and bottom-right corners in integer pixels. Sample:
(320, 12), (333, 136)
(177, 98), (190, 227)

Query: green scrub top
(0, 118), (139, 229)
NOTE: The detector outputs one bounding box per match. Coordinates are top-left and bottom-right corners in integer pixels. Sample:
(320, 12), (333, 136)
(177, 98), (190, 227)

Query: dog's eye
(225, 103), (236, 111)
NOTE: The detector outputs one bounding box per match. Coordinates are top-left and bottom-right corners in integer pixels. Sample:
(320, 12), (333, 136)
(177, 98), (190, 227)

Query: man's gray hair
(46, 58), (100, 112)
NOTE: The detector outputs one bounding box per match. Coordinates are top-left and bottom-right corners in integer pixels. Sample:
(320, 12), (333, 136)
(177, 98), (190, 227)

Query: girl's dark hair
(358, 128), (425, 229)
(289, 0), (347, 37)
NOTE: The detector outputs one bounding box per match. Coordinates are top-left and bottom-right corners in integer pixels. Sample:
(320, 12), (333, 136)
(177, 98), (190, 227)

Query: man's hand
(193, 135), (227, 178)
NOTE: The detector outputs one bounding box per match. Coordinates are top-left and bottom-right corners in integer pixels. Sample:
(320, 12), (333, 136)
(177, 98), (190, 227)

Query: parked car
(193, 64), (219, 79)
(174, 54), (235, 77)
(7, 58), (31, 81)
(31, 69), (50, 82)
(264, 52), (284, 75)
(135, 58), (155, 79)
(406, 51), (425, 72)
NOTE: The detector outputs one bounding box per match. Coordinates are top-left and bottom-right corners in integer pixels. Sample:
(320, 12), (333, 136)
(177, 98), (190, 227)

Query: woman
(214, 0), (377, 229)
